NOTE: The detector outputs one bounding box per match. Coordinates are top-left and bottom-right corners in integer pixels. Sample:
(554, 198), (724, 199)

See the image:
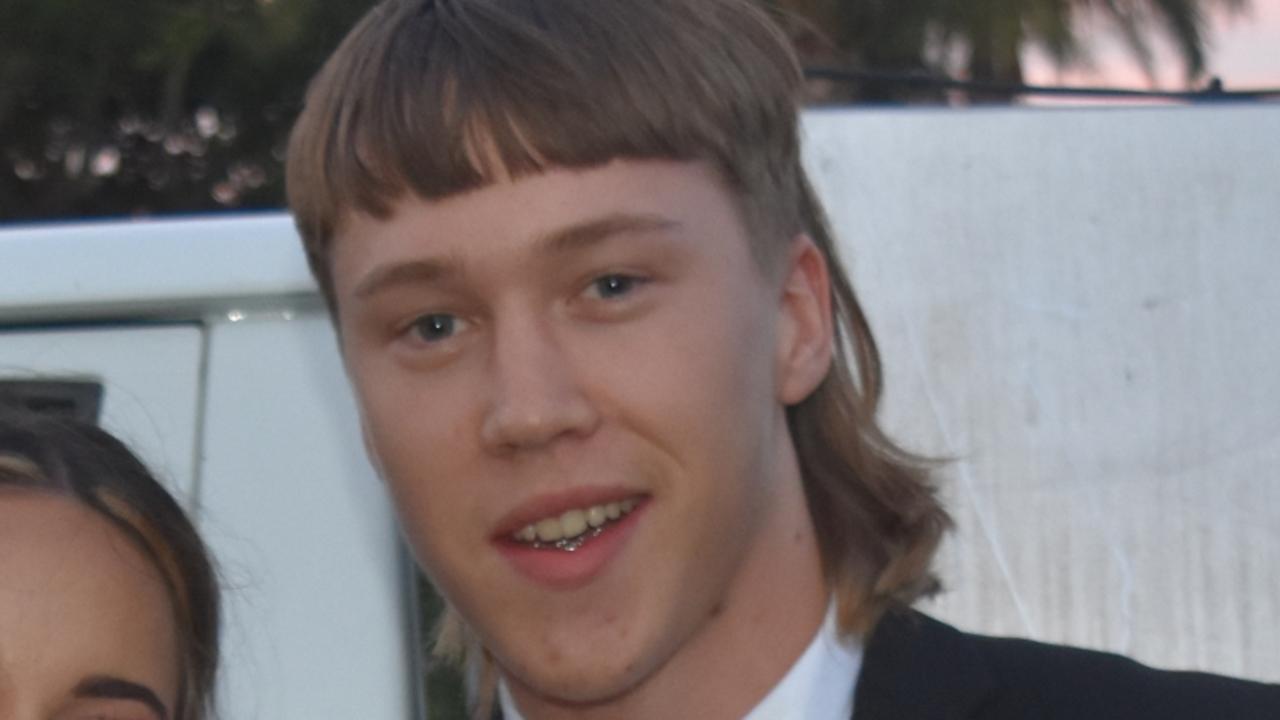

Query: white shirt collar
(498, 601), (863, 719)
(741, 600), (863, 720)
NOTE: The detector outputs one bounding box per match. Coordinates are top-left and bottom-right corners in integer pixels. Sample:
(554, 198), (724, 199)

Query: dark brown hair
(0, 410), (220, 720)
(287, 0), (950, 637)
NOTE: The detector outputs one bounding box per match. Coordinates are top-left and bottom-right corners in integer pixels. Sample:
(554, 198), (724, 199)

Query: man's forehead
(346, 212), (686, 301)
(330, 160), (748, 295)
(335, 158), (722, 241)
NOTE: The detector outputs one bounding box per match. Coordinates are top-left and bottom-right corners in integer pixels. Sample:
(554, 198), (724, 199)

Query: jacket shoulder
(856, 611), (1280, 720)
(969, 628), (1280, 719)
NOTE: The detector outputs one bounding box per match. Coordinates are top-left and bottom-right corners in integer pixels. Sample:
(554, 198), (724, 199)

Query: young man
(285, 1), (1279, 718)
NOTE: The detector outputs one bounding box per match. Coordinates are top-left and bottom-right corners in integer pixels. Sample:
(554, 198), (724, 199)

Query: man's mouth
(510, 498), (640, 551)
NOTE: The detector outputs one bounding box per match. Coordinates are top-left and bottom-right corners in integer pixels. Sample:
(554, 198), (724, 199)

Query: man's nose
(479, 316), (600, 454)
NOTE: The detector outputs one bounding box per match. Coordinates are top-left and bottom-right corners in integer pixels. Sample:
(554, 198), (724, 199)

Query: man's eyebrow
(536, 212), (681, 255)
(354, 257), (458, 300)
(73, 675), (170, 720)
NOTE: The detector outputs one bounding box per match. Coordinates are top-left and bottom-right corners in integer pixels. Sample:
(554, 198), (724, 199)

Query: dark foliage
(1, 0), (1247, 221)
(0, 0), (373, 222)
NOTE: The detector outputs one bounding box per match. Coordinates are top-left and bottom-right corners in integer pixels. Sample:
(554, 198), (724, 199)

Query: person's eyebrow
(535, 212), (681, 256)
(72, 675), (169, 720)
(352, 213), (680, 300)
(353, 256), (459, 300)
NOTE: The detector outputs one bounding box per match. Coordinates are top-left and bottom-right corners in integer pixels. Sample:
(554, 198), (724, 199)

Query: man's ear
(775, 233), (834, 405)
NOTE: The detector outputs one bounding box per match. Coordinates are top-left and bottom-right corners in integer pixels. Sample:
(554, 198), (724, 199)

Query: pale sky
(1023, 0), (1280, 91)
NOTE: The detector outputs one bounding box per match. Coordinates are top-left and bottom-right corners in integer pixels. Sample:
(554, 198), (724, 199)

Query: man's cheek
(398, 496), (470, 586)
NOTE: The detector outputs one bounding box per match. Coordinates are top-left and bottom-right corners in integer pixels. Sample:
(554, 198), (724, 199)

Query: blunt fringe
(287, 0), (950, 643)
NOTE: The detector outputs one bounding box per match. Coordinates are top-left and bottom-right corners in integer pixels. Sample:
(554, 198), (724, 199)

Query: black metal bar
(0, 379), (104, 423)
(804, 66), (1280, 103)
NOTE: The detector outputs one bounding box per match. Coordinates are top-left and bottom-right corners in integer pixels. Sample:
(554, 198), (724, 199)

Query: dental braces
(531, 525), (605, 552)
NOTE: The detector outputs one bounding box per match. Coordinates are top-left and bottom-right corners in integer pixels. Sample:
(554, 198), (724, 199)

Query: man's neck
(502, 600), (863, 720)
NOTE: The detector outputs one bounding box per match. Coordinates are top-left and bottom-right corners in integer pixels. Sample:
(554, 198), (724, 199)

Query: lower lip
(495, 504), (645, 590)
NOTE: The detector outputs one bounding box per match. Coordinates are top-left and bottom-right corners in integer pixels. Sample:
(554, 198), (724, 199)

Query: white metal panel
(0, 324), (203, 500)
(803, 105), (1280, 681)
(198, 312), (412, 719)
(0, 214), (315, 323)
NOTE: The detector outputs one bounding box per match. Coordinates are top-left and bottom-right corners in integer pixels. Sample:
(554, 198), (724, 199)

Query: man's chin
(499, 650), (656, 712)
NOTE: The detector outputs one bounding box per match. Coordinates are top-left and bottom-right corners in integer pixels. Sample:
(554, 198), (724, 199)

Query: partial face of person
(0, 489), (181, 720)
(334, 160), (831, 709)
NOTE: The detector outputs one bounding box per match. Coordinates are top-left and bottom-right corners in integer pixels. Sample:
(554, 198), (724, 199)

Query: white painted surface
(1, 216), (412, 718)
(0, 324), (203, 499)
(0, 213), (313, 322)
(803, 104), (1280, 681)
(198, 313), (412, 719)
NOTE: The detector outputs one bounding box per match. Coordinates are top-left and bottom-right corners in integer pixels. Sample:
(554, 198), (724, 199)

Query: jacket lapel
(851, 610), (999, 720)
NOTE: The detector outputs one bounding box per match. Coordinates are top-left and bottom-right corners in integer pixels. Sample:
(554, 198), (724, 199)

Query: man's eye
(408, 313), (461, 342)
(591, 274), (640, 299)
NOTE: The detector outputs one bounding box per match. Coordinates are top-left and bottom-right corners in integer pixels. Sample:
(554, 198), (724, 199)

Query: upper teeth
(513, 498), (638, 544)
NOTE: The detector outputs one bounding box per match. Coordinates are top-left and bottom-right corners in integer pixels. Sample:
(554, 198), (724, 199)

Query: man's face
(333, 160), (828, 708)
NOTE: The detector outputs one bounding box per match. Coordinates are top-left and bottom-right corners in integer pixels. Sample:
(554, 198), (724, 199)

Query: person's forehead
(330, 159), (750, 281)
(0, 492), (173, 654)
(0, 492), (179, 698)
(0, 491), (136, 573)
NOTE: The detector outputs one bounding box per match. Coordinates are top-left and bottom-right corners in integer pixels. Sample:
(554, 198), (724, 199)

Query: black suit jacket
(853, 610), (1280, 719)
